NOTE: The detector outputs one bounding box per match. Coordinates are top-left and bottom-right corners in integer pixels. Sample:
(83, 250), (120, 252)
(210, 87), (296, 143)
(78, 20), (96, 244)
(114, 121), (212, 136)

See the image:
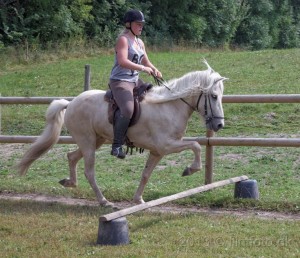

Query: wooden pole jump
(100, 175), (249, 222)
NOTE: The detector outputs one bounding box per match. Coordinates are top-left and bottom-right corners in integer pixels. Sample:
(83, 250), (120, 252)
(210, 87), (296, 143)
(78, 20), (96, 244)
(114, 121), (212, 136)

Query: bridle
(152, 75), (224, 125)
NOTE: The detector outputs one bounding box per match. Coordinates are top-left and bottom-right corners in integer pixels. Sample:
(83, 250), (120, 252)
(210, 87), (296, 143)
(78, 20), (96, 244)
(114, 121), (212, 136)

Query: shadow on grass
(0, 199), (112, 217)
(129, 213), (182, 232)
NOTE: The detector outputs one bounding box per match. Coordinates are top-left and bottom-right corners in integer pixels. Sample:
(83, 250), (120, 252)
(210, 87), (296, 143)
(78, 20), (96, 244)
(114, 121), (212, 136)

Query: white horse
(17, 62), (227, 207)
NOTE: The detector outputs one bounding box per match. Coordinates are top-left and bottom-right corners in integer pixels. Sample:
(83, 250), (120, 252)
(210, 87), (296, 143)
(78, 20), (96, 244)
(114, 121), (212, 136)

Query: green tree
(234, 0), (274, 49)
(0, 0), (92, 47)
(0, 0), (299, 50)
(233, 0), (299, 49)
(271, 0), (299, 48)
(201, 0), (249, 47)
(85, 0), (151, 47)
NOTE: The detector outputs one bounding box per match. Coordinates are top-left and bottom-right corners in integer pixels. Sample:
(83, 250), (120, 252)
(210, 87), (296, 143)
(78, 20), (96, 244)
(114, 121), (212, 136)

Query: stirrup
(111, 146), (126, 159)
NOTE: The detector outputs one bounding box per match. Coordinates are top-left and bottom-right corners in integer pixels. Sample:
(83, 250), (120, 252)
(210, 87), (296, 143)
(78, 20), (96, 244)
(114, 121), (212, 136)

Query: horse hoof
(133, 198), (145, 204)
(100, 201), (118, 210)
(182, 167), (199, 177)
(58, 178), (76, 188)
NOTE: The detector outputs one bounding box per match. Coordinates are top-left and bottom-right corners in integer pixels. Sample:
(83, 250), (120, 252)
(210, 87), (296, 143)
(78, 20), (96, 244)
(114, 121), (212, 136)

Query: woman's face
(130, 21), (144, 36)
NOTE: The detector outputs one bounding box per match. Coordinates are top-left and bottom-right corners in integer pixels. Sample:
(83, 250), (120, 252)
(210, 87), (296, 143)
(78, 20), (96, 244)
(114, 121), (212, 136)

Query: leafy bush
(0, 0), (299, 51)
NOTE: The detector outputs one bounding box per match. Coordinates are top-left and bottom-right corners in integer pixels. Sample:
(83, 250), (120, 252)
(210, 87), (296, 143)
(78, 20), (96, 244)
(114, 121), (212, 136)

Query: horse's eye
(211, 94), (218, 100)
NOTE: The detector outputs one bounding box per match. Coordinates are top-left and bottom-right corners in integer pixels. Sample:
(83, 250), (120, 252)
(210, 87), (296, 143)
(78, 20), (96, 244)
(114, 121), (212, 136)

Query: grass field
(0, 48), (300, 257)
(0, 199), (299, 258)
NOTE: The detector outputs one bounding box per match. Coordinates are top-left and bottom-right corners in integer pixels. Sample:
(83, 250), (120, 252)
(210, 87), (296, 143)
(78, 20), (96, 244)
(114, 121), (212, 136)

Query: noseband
(153, 76), (224, 124)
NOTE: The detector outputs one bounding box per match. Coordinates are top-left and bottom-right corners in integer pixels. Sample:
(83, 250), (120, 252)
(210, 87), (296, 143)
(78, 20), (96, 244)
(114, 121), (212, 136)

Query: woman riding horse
(17, 61), (226, 207)
(109, 10), (162, 159)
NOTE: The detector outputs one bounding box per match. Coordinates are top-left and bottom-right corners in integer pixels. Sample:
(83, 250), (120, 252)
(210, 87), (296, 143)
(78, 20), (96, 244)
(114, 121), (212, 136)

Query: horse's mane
(145, 65), (223, 104)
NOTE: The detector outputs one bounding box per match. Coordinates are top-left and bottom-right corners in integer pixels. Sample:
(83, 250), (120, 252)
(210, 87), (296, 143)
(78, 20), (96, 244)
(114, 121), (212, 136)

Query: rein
(152, 75), (223, 124)
(153, 75), (197, 111)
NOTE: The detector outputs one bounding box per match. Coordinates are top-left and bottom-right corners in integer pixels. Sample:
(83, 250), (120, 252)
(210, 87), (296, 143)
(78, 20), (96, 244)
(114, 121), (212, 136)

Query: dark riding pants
(109, 79), (143, 119)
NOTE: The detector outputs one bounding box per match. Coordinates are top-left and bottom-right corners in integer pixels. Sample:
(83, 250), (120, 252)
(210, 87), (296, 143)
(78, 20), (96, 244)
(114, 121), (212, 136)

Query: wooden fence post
(205, 129), (214, 184)
(0, 93), (1, 134)
(84, 64), (91, 91)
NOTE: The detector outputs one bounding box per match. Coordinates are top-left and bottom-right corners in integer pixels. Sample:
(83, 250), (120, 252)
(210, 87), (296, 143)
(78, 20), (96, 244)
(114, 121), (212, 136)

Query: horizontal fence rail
(222, 94), (300, 103)
(1, 94), (300, 104)
(0, 135), (75, 144)
(184, 137), (300, 147)
(1, 135), (300, 147)
(0, 96), (74, 104)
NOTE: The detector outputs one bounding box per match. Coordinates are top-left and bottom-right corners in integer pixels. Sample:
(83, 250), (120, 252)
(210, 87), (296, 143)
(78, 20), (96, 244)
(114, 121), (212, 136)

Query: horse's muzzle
(214, 122), (224, 132)
(206, 117), (224, 132)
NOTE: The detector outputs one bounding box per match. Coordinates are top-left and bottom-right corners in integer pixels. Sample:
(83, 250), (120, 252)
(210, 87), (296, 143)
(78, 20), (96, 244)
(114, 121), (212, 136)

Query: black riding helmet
(123, 10), (145, 36)
(123, 10), (145, 24)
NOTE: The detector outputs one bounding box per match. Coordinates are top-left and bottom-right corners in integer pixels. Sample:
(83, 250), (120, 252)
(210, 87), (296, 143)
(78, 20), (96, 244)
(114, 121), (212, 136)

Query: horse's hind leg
(59, 148), (82, 187)
(82, 148), (114, 207)
(133, 152), (163, 204)
(59, 138), (104, 189)
(75, 137), (114, 207)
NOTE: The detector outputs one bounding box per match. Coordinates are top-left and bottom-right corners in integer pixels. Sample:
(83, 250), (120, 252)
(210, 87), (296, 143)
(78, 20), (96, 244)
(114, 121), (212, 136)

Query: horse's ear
(203, 59), (215, 73)
(215, 77), (229, 83)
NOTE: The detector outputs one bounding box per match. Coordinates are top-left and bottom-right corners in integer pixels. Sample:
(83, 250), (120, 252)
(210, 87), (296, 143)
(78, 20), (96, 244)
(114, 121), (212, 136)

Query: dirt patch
(0, 192), (299, 221)
(0, 143), (26, 159)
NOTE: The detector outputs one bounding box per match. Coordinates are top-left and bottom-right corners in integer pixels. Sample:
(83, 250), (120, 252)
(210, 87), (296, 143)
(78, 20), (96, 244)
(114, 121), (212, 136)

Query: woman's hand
(140, 64), (162, 78)
(152, 68), (162, 78)
(142, 66), (153, 75)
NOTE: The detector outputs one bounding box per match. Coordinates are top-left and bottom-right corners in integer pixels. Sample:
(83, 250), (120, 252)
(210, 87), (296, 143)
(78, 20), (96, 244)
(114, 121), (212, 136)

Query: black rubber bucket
(97, 217), (130, 245)
(234, 179), (259, 199)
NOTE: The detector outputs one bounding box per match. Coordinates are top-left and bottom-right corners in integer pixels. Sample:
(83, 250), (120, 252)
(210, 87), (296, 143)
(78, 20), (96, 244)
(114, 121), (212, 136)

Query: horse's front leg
(183, 139), (202, 176)
(133, 152), (163, 204)
(166, 140), (202, 177)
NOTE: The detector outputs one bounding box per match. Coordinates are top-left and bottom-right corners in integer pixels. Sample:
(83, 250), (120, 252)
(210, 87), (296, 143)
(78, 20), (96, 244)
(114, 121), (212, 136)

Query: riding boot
(111, 114), (130, 159)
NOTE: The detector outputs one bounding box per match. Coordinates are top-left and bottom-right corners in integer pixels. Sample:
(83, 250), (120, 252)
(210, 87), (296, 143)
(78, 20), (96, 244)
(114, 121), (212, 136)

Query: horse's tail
(17, 99), (70, 175)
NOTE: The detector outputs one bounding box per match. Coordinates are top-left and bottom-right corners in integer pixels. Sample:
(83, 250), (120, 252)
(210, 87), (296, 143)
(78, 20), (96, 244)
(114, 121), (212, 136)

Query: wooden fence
(1, 94), (300, 184)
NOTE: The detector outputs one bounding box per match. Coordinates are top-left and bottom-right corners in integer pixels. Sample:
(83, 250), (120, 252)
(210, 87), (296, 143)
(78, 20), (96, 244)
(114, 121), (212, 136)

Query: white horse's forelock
(145, 68), (222, 104)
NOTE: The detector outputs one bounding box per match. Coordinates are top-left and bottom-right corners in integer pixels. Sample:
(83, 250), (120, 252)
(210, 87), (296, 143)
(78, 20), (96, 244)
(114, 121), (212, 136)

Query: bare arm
(140, 40), (162, 78)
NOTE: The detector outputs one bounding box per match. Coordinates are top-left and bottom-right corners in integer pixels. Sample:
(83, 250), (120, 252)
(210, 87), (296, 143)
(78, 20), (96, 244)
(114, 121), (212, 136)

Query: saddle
(104, 82), (153, 127)
(104, 82), (153, 154)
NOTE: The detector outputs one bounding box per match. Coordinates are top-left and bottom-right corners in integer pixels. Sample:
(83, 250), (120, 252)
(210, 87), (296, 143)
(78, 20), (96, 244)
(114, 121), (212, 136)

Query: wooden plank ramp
(100, 175), (248, 222)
